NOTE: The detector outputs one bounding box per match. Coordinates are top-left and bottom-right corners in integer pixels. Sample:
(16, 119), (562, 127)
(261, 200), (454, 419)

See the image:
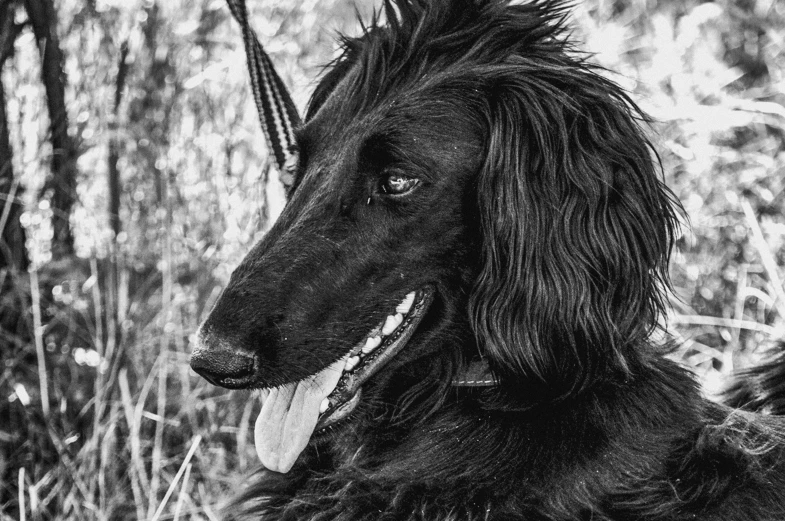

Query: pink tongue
(254, 357), (346, 473)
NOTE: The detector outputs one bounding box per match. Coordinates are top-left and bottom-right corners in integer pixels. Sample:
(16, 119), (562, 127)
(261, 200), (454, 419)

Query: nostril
(193, 367), (223, 387)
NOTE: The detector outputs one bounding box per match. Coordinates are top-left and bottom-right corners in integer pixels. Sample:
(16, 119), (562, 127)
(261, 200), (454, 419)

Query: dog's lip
(314, 287), (435, 430)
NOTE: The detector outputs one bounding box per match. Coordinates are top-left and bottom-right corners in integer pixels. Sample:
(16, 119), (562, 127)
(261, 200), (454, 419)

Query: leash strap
(225, 0), (301, 189)
(452, 359), (499, 387)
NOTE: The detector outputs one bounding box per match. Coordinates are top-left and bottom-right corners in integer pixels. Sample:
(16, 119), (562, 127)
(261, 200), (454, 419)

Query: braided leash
(225, 0), (301, 189)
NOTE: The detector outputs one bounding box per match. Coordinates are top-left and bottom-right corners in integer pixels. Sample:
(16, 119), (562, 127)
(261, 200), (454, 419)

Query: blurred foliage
(571, 0), (785, 388)
(0, 0), (784, 518)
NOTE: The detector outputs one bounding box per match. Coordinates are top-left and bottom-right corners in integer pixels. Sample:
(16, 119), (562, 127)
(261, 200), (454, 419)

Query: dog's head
(191, 0), (681, 471)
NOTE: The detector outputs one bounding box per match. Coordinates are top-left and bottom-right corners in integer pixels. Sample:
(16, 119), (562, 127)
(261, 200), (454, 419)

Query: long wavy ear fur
(469, 62), (681, 400)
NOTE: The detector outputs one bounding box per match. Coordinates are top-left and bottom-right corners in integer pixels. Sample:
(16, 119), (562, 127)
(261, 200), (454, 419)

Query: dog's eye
(381, 172), (419, 195)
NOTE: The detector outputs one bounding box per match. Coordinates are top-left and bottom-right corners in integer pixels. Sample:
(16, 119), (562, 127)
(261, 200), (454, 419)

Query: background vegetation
(0, 0), (784, 518)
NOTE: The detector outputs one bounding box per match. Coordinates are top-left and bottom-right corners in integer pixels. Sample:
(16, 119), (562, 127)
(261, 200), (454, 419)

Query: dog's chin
(251, 287), (435, 472)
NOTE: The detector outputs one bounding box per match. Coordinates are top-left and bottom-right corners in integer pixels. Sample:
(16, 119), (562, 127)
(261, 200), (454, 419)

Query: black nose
(190, 335), (257, 389)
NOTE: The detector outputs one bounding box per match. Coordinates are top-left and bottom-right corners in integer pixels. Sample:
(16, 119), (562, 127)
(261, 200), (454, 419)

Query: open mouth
(315, 286), (435, 430)
(252, 287), (434, 472)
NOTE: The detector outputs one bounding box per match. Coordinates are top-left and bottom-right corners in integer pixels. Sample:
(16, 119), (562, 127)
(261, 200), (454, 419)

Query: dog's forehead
(303, 68), (395, 147)
(302, 67), (481, 164)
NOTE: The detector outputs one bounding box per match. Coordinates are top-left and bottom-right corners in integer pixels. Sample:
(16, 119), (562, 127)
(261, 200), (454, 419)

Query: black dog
(191, 0), (785, 519)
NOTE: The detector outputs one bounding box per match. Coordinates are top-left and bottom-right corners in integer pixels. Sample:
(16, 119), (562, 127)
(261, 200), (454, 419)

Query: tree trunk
(108, 41), (128, 240)
(0, 0), (28, 274)
(24, 0), (76, 256)
(1, 0), (30, 361)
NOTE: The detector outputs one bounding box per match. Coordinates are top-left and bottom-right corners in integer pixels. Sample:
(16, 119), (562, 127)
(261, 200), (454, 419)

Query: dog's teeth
(320, 398), (329, 413)
(382, 315), (398, 335)
(394, 313), (403, 326)
(396, 292), (416, 314)
(362, 336), (382, 354)
(345, 356), (360, 371)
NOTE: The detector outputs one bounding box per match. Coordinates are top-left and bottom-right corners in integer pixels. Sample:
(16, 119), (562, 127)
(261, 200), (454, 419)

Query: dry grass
(1, 0), (785, 519)
(2, 255), (260, 519)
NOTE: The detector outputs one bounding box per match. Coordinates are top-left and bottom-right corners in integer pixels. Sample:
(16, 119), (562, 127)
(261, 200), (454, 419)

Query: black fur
(724, 342), (785, 416)
(194, 1), (785, 519)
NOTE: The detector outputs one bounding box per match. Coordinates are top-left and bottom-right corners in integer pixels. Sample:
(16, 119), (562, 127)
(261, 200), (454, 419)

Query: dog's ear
(469, 68), (680, 399)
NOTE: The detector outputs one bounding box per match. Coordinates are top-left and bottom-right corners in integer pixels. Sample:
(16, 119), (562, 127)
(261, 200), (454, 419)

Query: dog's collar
(452, 359), (499, 387)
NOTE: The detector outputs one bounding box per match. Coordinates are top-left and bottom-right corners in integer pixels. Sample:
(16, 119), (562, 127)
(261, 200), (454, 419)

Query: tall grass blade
(150, 435), (202, 521)
(28, 267), (49, 417)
